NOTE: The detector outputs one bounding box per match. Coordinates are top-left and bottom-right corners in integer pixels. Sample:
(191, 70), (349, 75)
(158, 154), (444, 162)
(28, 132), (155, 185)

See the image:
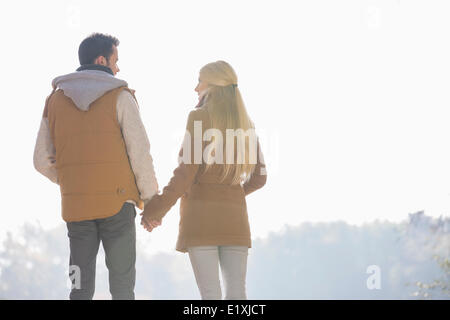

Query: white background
(1, 0), (449, 255)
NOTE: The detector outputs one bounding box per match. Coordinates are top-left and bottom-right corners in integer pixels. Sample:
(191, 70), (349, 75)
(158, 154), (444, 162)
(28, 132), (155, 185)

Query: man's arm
(117, 90), (159, 205)
(33, 100), (58, 184)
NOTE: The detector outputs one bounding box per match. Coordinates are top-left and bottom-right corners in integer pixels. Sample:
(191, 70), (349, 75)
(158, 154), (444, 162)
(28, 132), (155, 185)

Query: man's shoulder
(116, 86), (133, 97)
(116, 87), (141, 118)
(46, 89), (68, 108)
(116, 86), (137, 100)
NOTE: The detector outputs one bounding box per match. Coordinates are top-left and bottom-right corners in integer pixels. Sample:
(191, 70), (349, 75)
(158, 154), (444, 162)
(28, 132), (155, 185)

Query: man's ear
(94, 56), (107, 66)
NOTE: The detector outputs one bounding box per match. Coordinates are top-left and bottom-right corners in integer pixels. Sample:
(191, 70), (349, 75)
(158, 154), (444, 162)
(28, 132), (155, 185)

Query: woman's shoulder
(187, 106), (210, 123)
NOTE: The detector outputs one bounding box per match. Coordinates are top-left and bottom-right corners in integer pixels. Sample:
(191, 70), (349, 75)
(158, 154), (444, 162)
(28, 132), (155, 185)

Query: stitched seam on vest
(112, 87), (128, 128)
(62, 192), (117, 196)
(56, 131), (120, 137)
(57, 160), (125, 168)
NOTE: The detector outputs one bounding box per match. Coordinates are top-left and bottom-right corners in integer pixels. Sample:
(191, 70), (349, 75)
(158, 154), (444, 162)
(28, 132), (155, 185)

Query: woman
(140, 60), (267, 300)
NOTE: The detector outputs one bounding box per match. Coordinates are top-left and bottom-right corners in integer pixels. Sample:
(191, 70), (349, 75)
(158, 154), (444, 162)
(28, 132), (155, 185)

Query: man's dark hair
(78, 33), (119, 65)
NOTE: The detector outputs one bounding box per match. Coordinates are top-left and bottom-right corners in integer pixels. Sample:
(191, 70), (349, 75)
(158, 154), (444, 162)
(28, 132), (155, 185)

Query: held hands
(140, 189), (162, 232)
(140, 211), (162, 232)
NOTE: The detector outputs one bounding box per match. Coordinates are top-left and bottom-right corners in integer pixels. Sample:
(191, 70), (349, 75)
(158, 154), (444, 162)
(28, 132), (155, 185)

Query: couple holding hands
(33, 32), (267, 300)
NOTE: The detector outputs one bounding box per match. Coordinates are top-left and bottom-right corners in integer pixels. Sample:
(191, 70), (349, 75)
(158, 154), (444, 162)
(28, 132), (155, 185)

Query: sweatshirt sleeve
(242, 138), (267, 196)
(33, 116), (59, 184)
(117, 90), (159, 205)
(141, 109), (201, 221)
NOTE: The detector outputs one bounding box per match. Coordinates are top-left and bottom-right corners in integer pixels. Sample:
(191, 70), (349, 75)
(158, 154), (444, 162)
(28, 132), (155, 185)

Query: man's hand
(140, 213), (162, 232)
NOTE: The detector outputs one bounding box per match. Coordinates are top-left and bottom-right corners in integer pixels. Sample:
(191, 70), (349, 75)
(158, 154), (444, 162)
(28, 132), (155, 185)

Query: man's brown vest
(46, 86), (142, 222)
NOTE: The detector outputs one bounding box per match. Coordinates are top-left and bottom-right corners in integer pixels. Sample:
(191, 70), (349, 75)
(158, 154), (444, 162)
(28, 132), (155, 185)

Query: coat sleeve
(117, 90), (159, 206)
(33, 92), (59, 184)
(142, 110), (201, 221)
(242, 138), (267, 196)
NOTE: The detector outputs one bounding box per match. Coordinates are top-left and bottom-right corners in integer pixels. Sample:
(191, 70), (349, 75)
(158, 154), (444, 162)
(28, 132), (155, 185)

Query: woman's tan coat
(142, 104), (267, 252)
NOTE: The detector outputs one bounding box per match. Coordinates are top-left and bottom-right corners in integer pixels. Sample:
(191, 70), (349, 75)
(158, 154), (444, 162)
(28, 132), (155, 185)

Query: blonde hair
(199, 60), (256, 185)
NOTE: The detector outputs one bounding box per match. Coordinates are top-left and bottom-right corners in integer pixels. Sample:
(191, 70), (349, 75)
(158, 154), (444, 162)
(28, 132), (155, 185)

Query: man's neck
(76, 64), (114, 76)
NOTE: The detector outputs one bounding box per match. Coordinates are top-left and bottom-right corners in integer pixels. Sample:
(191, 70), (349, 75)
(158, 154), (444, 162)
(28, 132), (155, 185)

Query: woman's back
(141, 60), (267, 253)
(190, 106), (265, 188)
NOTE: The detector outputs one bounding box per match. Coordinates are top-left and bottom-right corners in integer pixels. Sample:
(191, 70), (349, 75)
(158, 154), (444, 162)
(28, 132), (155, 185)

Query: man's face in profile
(95, 45), (120, 76)
(106, 45), (120, 76)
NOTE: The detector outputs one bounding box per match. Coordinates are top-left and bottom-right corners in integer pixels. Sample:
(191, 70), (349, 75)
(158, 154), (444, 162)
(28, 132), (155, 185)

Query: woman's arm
(141, 109), (202, 222)
(242, 138), (267, 196)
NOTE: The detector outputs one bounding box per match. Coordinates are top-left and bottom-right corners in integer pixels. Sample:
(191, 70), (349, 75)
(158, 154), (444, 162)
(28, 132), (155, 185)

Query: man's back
(32, 32), (158, 299)
(46, 86), (142, 222)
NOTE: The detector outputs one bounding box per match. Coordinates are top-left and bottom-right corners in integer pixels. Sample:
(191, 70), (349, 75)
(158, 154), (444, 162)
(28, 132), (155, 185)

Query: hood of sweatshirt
(51, 69), (128, 111)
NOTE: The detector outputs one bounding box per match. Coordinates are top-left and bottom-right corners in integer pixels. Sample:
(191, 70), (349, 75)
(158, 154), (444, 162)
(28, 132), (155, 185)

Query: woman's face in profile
(195, 77), (208, 98)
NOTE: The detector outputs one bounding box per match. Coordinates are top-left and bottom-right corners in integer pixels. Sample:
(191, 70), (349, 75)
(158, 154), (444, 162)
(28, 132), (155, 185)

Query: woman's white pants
(187, 245), (249, 300)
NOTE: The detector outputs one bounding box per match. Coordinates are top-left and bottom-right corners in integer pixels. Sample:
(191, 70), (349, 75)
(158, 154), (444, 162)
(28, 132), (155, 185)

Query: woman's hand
(140, 212), (162, 232)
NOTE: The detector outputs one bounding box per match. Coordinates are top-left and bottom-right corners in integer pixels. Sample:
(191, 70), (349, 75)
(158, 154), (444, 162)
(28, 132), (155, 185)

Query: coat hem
(62, 201), (139, 222)
(175, 236), (252, 253)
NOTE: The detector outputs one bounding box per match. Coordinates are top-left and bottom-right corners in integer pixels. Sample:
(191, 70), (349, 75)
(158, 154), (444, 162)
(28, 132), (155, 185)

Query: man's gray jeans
(66, 202), (136, 300)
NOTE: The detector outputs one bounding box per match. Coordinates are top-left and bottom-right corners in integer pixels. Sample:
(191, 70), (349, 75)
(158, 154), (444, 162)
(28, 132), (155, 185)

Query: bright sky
(1, 0), (449, 254)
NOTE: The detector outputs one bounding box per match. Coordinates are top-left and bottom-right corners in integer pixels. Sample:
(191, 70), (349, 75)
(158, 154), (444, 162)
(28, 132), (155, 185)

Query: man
(33, 32), (159, 300)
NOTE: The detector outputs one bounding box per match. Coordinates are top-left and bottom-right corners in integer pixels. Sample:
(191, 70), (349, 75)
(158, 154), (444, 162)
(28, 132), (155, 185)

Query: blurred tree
(0, 212), (448, 299)
(404, 212), (450, 300)
(408, 254), (449, 299)
(0, 223), (69, 299)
